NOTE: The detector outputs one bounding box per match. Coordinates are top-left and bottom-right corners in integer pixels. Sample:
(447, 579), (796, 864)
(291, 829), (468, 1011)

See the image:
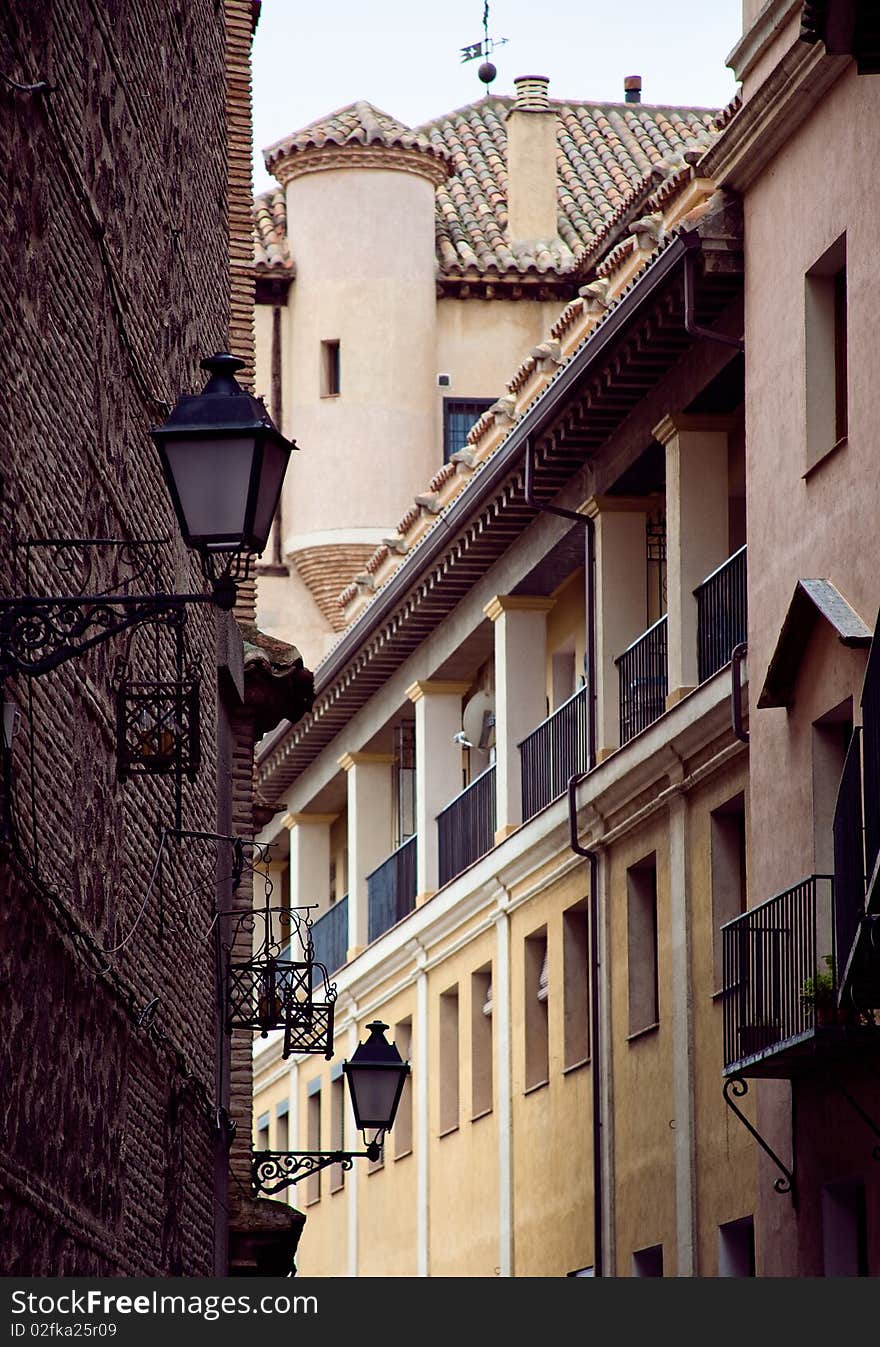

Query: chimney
(506, 75), (558, 246)
(624, 75), (642, 103)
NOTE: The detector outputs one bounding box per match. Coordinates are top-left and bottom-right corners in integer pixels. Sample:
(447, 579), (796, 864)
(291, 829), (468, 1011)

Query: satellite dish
(461, 689), (495, 751)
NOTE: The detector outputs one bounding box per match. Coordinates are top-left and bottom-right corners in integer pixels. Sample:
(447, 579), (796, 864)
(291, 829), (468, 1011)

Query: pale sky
(252, 0), (744, 195)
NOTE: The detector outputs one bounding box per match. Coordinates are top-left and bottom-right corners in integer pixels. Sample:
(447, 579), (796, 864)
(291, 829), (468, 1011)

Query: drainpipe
(682, 233), (744, 353)
(731, 642), (749, 743)
(524, 438), (603, 1276)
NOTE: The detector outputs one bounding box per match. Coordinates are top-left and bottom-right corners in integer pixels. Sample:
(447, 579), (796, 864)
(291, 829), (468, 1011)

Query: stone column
(405, 680), (471, 901)
(283, 812), (336, 952)
(584, 497), (650, 758)
(654, 414), (734, 706)
(337, 751), (394, 958)
(484, 596), (554, 839)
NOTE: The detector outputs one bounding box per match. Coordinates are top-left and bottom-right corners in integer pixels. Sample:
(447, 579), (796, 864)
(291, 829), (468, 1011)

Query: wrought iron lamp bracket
(0, 536), (246, 680)
(252, 1146), (381, 1196)
(722, 1075), (796, 1199)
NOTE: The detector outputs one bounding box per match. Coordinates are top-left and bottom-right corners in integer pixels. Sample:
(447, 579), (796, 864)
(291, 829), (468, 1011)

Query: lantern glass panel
(251, 436), (289, 553)
(346, 1065), (405, 1130)
(162, 435), (257, 547)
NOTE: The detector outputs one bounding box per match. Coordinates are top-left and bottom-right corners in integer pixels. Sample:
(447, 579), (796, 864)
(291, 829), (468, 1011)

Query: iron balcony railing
(520, 685), (589, 823)
(366, 835), (417, 943)
(833, 729), (865, 981)
(862, 630), (880, 883)
(309, 894), (348, 986)
(615, 615), (668, 746)
(694, 545), (748, 684)
(721, 874), (835, 1073)
(437, 764), (496, 887)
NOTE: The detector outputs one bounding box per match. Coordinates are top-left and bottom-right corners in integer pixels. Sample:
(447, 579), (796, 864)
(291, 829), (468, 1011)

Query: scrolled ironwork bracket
(723, 1075), (795, 1198)
(0, 592), (217, 679)
(252, 1146), (381, 1196)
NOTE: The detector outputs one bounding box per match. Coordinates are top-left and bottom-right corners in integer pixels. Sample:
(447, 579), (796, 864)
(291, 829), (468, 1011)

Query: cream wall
(686, 767), (758, 1275)
(545, 568), (586, 710)
(282, 166), (438, 550)
(508, 868), (592, 1276)
(253, 300), (274, 407)
(256, 565), (338, 670)
(607, 822), (677, 1274)
(435, 296), (564, 457)
(427, 927), (500, 1277)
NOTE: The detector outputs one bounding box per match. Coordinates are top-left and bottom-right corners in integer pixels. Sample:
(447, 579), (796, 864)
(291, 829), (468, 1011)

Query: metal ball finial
(478, 60), (497, 85)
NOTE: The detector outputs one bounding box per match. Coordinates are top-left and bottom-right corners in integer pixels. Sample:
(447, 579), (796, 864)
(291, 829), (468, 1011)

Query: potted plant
(799, 955), (838, 1026)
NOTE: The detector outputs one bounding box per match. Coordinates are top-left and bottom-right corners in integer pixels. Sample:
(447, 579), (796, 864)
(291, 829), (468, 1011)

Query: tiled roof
(253, 188), (293, 273)
(255, 94), (721, 280)
(264, 100), (448, 170)
(424, 97), (718, 277)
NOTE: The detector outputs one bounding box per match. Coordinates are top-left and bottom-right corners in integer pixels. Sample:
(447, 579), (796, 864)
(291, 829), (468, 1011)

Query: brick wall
(0, 0), (250, 1276)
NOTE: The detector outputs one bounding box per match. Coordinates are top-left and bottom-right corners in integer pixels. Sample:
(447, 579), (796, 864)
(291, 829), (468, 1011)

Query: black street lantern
(150, 352), (295, 567)
(0, 352), (298, 678)
(252, 1020), (412, 1195)
(343, 1020), (411, 1145)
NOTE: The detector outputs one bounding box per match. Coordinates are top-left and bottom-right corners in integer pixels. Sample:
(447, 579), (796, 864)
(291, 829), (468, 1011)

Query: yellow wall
(509, 866), (593, 1275)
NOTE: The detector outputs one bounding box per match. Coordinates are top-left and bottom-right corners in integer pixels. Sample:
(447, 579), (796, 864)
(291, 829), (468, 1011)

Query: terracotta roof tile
(253, 188), (293, 272)
(259, 94), (721, 283)
(264, 99), (448, 170)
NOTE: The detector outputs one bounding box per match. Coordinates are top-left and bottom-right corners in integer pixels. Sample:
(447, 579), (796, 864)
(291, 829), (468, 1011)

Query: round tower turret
(264, 103), (449, 632)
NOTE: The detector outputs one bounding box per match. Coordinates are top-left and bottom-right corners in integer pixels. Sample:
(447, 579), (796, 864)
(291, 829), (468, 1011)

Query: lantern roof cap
(153, 352), (280, 437)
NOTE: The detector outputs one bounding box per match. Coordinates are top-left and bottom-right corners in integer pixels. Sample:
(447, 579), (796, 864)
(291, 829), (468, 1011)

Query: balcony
(520, 685), (589, 823)
(437, 764), (496, 887)
(695, 545), (747, 684)
(309, 894), (348, 986)
(616, 615), (668, 746)
(721, 875), (878, 1078)
(366, 835), (417, 942)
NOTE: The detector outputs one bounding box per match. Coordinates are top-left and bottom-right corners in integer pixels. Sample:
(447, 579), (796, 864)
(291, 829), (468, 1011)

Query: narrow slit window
(627, 854), (659, 1035)
(471, 966), (493, 1118)
(321, 340), (340, 397)
(330, 1074), (345, 1191)
(805, 234), (847, 468)
(439, 985), (459, 1135)
(711, 794), (746, 991)
(525, 927), (549, 1089)
(563, 899), (590, 1068)
(394, 1018), (413, 1158)
(306, 1087), (321, 1205)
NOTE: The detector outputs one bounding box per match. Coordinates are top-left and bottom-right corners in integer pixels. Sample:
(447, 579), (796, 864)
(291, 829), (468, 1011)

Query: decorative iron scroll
(723, 1076), (795, 1197)
(0, 593), (192, 678)
(0, 536), (220, 678)
(252, 1150), (358, 1196)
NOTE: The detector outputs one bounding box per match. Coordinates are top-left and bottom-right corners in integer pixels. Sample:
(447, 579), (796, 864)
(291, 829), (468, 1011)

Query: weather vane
(460, 1), (507, 89)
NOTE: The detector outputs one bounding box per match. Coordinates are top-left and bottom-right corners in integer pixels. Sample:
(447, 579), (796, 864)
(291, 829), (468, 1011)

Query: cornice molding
(283, 811), (339, 828)
(726, 0), (801, 82)
(701, 40), (850, 191)
(483, 595), (556, 622)
(337, 750), (394, 772)
(272, 142), (449, 190)
(652, 412), (739, 444)
(405, 679), (472, 703)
